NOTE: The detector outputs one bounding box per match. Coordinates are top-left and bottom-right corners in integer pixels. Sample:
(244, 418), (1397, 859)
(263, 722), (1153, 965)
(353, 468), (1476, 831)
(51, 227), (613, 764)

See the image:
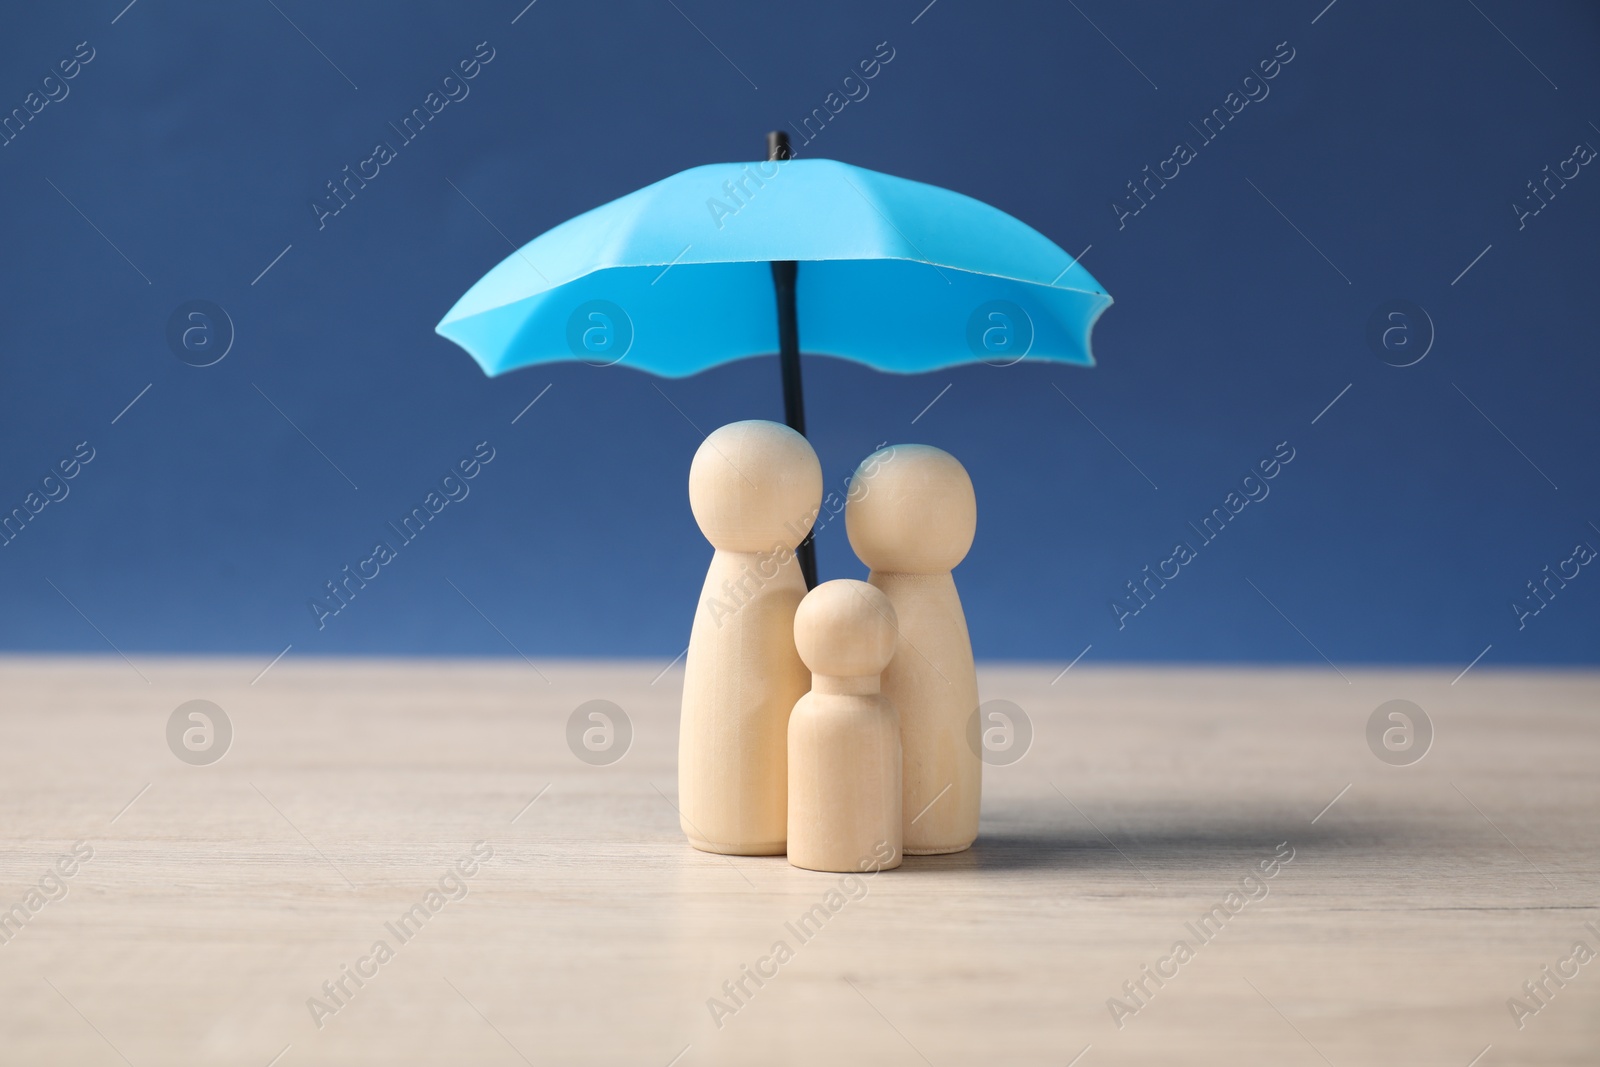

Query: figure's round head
(794, 579), (898, 678)
(688, 420), (822, 553)
(846, 444), (976, 573)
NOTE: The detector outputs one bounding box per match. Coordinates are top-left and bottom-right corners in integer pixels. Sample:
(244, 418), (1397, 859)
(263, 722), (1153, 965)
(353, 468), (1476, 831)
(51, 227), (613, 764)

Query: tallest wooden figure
(678, 420), (823, 855)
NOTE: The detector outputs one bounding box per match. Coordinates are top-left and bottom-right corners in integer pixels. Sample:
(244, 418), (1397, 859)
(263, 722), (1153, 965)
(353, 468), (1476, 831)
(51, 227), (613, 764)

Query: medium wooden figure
(788, 579), (903, 873)
(845, 444), (980, 855)
(678, 420), (822, 855)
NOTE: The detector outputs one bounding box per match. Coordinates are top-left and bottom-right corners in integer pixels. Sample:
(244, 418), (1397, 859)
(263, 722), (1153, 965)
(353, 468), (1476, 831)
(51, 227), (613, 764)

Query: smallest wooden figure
(788, 579), (903, 873)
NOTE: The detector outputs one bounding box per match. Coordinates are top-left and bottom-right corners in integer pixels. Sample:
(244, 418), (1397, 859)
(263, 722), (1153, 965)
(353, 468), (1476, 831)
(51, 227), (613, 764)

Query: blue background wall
(1, 0), (1596, 667)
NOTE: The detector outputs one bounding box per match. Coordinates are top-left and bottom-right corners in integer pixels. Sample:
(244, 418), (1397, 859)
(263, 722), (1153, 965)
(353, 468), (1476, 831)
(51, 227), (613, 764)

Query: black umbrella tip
(766, 131), (792, 162)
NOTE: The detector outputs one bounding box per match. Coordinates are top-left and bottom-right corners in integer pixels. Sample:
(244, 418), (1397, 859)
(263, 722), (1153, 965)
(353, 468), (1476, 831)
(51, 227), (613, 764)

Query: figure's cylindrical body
(678, 420), (823, 856)
(678, 548), (808, 854)
(788, 579), (903, 873)
(869, 571), (980, 854)
(845, 444), (981, 856)
(788, 680), (903, 873)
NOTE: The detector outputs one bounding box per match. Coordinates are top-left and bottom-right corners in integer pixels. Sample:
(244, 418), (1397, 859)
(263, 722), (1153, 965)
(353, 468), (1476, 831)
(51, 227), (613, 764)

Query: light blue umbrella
(436, 134), (1112, 584)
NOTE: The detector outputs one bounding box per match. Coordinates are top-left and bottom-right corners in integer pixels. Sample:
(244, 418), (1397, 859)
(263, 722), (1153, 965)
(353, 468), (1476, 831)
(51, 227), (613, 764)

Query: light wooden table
(1, 658), (1595, 1065)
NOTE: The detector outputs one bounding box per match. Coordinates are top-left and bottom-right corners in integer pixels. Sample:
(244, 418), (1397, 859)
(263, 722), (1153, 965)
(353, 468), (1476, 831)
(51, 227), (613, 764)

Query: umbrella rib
(837, 174), (952, 284)
(651, 384), (757, 488)
(445, 177), (550, 284)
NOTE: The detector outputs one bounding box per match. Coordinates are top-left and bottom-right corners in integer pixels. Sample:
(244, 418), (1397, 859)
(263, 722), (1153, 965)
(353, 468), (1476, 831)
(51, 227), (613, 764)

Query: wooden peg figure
(846, 444), (980, 855)
(679, 420), (822, 855)
(788, 579), (903, 873)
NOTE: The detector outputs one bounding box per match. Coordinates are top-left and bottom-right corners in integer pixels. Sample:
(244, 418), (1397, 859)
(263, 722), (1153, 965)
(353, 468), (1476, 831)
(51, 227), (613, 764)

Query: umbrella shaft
(770, 258), (816, 590)
(772, 260), (805, 436)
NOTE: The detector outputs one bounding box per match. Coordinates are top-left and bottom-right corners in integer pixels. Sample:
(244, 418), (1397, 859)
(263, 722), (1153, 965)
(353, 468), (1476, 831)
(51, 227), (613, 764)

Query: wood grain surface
(0, 657), (1595, 1065)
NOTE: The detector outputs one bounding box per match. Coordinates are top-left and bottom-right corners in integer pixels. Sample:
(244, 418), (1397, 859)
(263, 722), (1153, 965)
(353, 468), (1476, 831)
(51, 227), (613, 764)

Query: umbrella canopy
(436, 158), (1112, 377)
